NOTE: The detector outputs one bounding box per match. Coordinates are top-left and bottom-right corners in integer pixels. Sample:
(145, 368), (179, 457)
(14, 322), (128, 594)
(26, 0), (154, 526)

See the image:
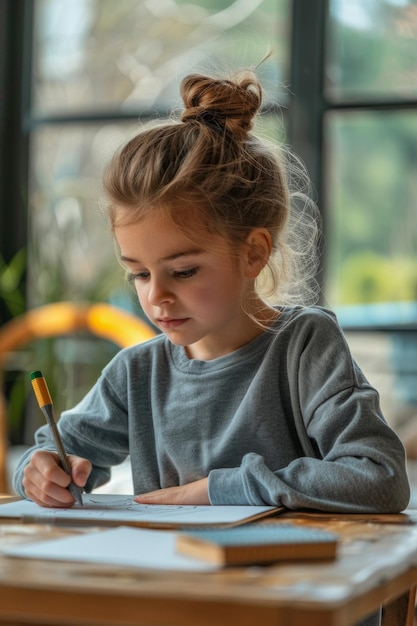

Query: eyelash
(127, 271), (149, 283)
(173, 267), (198, 279)
(127, 267), (198, 283)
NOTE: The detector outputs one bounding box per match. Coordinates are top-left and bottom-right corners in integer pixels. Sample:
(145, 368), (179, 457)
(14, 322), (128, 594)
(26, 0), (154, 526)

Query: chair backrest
(0, 302), (155, 493)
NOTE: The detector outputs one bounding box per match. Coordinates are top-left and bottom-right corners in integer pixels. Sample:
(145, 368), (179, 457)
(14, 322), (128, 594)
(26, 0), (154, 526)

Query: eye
(127, 271), (149, 283)
(173, 267), (198, 279)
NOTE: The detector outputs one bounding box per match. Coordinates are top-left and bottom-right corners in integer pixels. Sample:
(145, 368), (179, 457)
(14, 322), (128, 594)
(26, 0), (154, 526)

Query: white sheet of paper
(2, 526), (218, 571)
(0, 494), (278, 527)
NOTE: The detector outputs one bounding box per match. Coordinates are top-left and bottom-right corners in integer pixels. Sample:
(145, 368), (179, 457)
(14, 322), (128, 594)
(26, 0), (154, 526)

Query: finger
(69, 455), (92, 488)
(23, 472), (75, 508)
(30, 450), (71, 488)
(23, 451), (77, 507)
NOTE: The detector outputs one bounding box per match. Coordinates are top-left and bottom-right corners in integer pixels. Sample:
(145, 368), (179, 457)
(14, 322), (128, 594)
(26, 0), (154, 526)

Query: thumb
(69, 455), (92, 488)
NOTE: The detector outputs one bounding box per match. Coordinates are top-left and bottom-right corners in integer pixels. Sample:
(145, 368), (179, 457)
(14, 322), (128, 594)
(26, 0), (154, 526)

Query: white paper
(2, 526), (218, 571)
(0, 494), (278, 527)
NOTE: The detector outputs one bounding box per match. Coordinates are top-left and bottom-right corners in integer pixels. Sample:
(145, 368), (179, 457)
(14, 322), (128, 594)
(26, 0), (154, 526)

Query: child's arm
(12, 358), (132, 500)
(22, 450), (91, 507)
(206, 309), (411, 513)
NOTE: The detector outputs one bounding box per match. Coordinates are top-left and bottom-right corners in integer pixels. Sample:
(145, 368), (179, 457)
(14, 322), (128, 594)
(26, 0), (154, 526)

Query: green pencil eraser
(30, 370), (43, 380)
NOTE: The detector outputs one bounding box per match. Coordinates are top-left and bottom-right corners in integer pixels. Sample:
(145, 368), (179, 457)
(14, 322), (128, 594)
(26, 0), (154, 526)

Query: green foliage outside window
(326, 1), (417, 312)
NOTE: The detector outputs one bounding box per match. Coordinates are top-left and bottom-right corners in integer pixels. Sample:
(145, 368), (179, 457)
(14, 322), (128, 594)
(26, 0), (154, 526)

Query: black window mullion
(287, 0), (328, 298)
(0, 0), (30, 324)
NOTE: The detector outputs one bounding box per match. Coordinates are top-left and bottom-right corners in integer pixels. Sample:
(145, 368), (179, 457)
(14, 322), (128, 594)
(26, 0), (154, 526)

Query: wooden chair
(0, 302), (155, 493)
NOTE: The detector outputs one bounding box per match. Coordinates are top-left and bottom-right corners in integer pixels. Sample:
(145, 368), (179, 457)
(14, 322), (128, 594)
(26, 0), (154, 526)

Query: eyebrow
(120, 249), (203, 264)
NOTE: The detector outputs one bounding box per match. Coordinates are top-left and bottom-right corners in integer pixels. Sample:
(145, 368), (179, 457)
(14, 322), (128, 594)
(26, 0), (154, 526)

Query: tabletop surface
(0, 508), (417, 603)
(0, 499), (417, 626)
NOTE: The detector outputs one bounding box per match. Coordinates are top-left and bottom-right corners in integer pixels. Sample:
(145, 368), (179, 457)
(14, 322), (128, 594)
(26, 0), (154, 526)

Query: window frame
(289, 0), (417, 331)
(0, 0), (29, 302)
(1, 0), (416, 332)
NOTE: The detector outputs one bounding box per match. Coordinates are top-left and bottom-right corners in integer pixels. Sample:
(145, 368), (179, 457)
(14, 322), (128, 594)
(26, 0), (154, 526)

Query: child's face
(114, 210), (259, 359)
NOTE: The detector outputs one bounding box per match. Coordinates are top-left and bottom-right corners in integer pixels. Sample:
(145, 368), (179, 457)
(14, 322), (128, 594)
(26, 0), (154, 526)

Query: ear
(243, 228), (272, 279)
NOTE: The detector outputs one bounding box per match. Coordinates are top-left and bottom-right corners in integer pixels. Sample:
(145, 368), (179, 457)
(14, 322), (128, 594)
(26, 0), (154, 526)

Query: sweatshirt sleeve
(12, 361), (130, 498)
(208, 308), (410, 513)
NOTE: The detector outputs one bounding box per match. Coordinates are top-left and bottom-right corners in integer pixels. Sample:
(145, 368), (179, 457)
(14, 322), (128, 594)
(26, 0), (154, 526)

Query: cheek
(191, 278), (241, 311)
(133, 283), (148, 306)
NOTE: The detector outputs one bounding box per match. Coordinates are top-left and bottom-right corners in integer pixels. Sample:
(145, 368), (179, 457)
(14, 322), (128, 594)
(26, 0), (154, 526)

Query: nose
(147, 277), (174, 306)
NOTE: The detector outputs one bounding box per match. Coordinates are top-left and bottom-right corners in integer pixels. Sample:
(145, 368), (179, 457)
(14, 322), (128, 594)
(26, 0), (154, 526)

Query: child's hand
(134, 477), (210, 505)
(22, 450), (91, 508)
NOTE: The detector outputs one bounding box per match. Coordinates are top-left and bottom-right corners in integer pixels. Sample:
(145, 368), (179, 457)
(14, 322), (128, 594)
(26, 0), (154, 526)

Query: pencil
(30, 370), (84, 506)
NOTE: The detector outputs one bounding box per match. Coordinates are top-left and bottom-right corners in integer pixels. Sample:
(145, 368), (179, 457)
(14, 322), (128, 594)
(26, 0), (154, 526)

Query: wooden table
(0, 499), (416, 626)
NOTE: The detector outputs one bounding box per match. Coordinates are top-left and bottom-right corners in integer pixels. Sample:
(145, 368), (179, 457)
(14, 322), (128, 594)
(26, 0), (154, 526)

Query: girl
(14, 68), (409, 516)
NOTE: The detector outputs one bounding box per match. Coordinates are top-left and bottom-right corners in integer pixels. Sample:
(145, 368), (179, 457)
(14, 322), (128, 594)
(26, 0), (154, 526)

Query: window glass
(326, 0), (417, 101)
(325, 109), (417, 325)
(32, 0), (289, 115)
(28, 122), (138, 308)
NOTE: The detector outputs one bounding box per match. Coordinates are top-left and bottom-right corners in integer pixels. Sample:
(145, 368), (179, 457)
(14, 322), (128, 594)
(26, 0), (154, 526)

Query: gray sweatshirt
(13, 306), (410, 513)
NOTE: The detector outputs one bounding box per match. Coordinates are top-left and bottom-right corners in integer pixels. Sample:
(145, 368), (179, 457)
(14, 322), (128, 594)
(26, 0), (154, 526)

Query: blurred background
(0, 0), (416, 471)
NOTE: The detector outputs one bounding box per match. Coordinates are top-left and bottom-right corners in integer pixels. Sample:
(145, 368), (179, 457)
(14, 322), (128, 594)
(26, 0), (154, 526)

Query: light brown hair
(103, 68), (320, 306)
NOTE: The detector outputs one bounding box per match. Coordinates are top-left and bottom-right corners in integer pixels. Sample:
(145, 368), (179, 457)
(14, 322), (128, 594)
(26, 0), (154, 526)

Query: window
(324, 0), (417, 328)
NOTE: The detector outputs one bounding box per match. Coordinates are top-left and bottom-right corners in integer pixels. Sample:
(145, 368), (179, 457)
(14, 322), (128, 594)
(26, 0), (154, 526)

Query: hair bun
(180, 71), (262, 138)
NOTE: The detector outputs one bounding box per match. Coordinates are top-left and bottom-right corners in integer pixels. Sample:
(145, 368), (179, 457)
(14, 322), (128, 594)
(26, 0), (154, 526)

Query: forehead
(114, 209), (232, 261)
(114, 202), (210, 234)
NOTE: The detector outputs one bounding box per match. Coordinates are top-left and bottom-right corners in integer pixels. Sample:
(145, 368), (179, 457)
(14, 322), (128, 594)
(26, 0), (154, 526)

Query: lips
(157, 318), (189, 329)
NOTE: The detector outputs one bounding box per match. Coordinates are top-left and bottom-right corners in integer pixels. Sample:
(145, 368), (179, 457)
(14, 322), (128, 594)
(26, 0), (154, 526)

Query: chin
(162, 331), (191, 347)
